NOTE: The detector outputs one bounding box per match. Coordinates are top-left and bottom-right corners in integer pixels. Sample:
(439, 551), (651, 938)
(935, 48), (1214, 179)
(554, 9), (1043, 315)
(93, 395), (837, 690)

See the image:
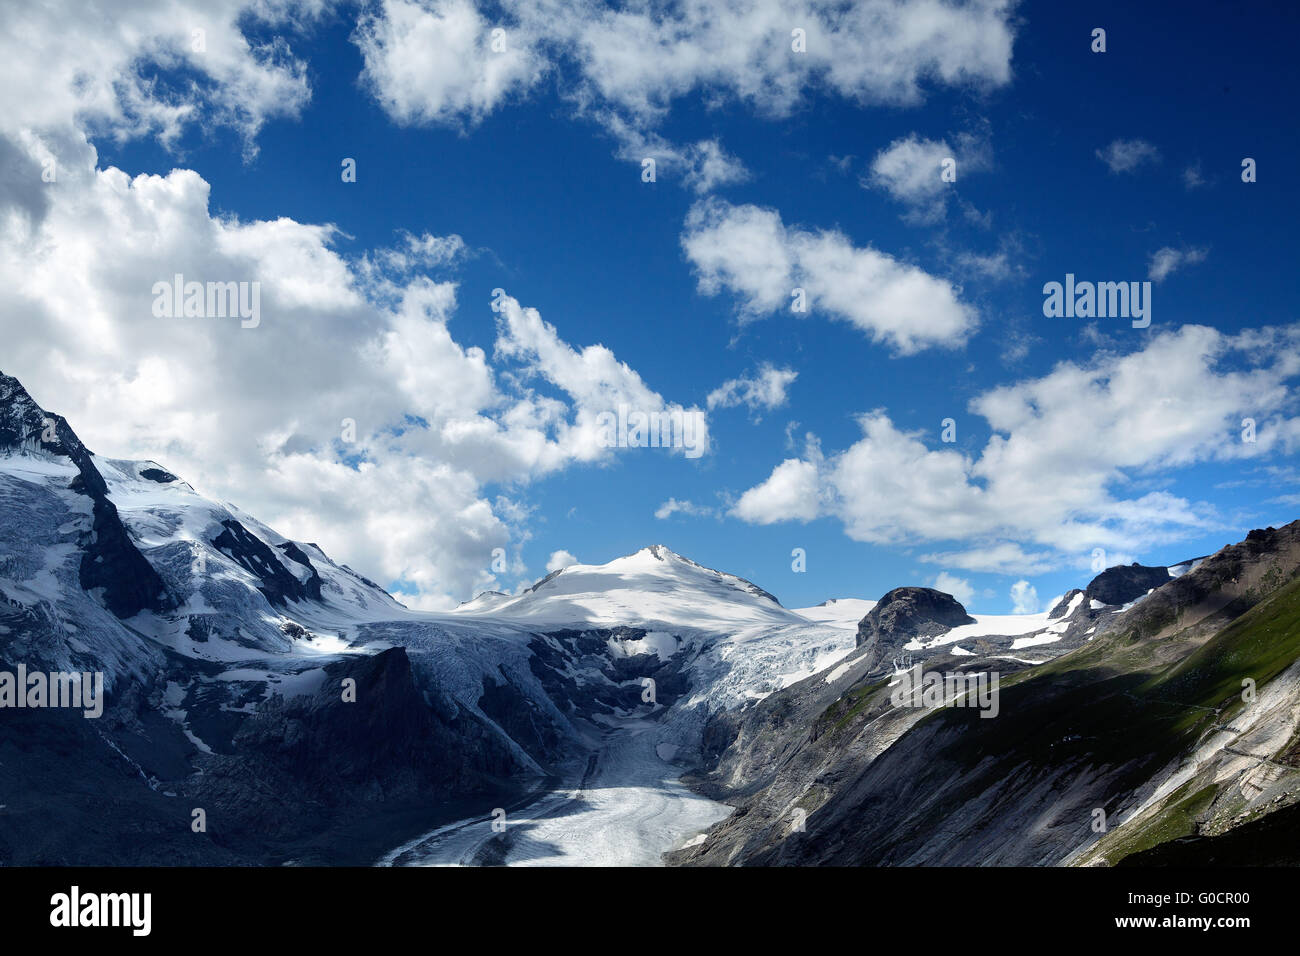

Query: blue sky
(4, 0), (1299, 612)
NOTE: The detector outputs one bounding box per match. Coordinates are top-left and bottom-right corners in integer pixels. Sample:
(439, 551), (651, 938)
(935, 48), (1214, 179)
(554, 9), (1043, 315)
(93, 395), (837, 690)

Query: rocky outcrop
(211, 519), (320, 607)
(1048, 588), (1085, 619)
(277, 541), (324, 601)
(1084, 562), (1171, 606)
(854, 586), (975, 658)
(215, 648), (517, 797)
(0, 372), (174, 618)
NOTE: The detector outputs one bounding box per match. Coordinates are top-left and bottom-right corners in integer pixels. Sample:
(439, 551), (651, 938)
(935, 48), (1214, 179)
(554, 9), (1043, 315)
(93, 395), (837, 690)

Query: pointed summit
(0, 371), (103, 491)
(0, 370), (174, 618)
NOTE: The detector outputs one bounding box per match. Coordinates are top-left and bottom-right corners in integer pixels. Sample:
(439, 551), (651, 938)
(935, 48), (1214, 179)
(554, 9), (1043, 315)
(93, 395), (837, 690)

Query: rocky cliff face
(1084, 562), (1173, 607)
(179, 647), (526, 863)
(0, 372), (174, 619)
(854, 586), (976, 660)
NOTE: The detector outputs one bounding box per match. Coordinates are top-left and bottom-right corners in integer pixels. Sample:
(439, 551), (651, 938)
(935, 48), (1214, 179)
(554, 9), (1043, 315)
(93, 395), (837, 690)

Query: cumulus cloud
(731, 324), (1300, 571)
(933, 571), (975, 607)
(0, 132), (705, 606)
(0, 0), (324, 154)
(732, 457), (822, 524)
(1149, 246), (1209, 283)
(707, 364), (797, 414)
(354, 0), (544, 128)
(493, 294), (711, 463)
(682, 139), (752, 193)
(352, 0), (1018, 185)
(544, 0), (1017, 119)
(654, 498), (717, 520)
(1009, 580), (1039, 614)
(545, 549), (580, 571)
(866, 131), (991, 222)
(1096, 138), (1161, 174)
(682, 198), (978, 353)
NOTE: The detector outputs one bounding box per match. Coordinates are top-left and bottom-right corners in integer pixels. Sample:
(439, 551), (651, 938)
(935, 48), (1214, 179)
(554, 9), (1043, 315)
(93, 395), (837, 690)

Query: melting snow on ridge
(905, 612), (1056, 652)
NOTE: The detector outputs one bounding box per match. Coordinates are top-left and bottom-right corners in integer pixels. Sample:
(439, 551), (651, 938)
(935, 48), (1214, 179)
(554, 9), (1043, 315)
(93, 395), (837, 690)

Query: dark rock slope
(1085, 562), (1173, 607)
(670, 524), (1300, 866)
(0, 372), (173, 618)
(855, 586), (975, 665)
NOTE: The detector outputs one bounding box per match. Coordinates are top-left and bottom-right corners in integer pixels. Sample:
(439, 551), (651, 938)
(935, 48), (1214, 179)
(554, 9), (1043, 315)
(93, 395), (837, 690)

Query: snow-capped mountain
(0, 372), (888, 864)
(8, 370), (1296, 868)
(454, 545), (798, 631)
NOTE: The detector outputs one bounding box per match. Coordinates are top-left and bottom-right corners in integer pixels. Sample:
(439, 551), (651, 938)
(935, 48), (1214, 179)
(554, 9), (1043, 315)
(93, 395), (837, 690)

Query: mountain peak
(0, 371), (94, 462)
(639, 544), (682, 561)
(0, 370), (176, 618)
(454, 543), (793, 629)
(1084, 562), (1172, 607)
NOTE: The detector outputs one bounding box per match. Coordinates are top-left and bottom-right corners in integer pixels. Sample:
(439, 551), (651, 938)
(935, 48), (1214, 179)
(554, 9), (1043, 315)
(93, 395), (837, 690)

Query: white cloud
(1009, 580), (1038, 614)
(1096, 138), (1161, 174)
(0, 0), (325, 154)
(1149, 246), (1208, 283)
(0, 133), (704, 606)
(654, 498), (717, 520)
(554, 0), (1017, 121)
(950, 234), (1027, 284)
(732, 457), (822, 524)
(955, 250), (1015, 281)
(493, 293), (711, 463)
(933, 571), (974, 607)
(361, 232), (467, 282)
(867, 131), (990, 222)
(594, 114), (751, 193)
(682, 198), (978, 353)
(354, 0), (544, 128)
(545, 549), (580, 571)
(707, 363), (797, 413)
(684, 139), (751, 193)
(731, 324), (1300, 570)
(353, 0), (1018, 185)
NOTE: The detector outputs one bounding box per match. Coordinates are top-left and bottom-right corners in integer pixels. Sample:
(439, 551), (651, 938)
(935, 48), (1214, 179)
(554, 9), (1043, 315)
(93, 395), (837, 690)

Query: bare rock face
(1084, 563), (1172, 607)
(854, 586), (976, 659)
(1047, 588), (1085, 619)
(0, 371), (174, 619)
